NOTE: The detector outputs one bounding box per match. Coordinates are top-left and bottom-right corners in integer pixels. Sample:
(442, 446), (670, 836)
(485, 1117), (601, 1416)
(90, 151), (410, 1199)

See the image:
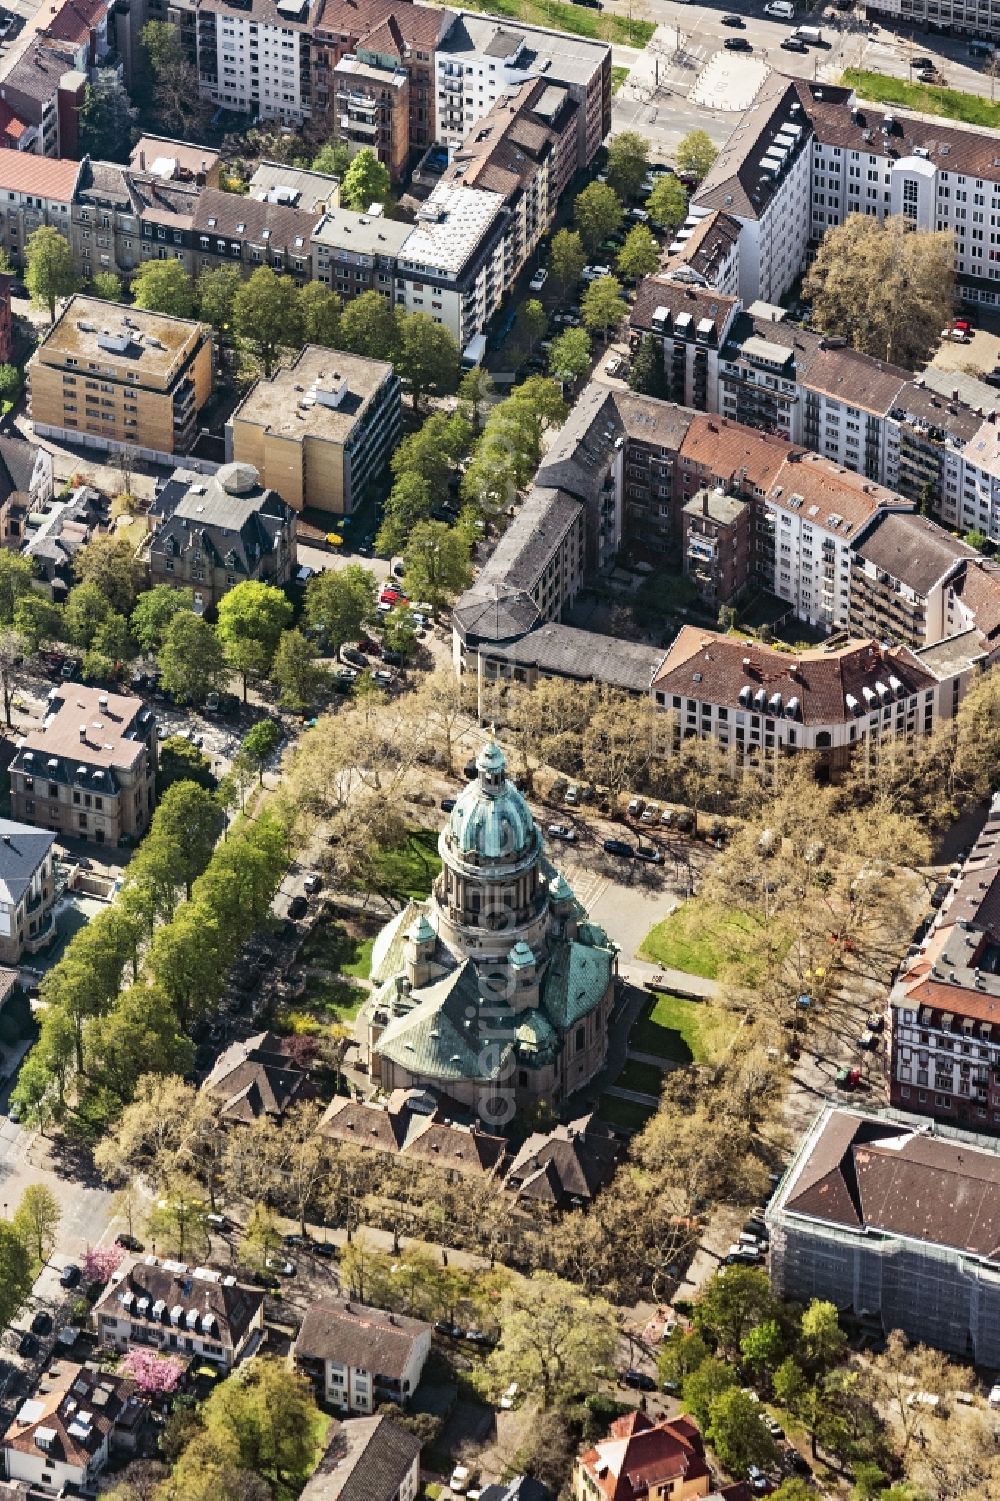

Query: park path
(618, 956), (720, 1000)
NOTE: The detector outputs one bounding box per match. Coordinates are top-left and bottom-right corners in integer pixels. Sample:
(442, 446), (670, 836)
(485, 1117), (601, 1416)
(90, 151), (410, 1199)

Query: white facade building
(294, 1301), (432, 1415)
(395, 183), (507, 342)
(169, 0), (316, 124)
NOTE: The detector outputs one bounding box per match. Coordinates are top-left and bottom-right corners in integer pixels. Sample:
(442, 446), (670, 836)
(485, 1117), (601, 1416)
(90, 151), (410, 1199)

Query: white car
(764, 0), (794, 15)
(450, 1466), (473, 1495)
(500, 1381), (519, 1410)
(372, 669), (394, 688)
(547, 823), (577, 842)
(604, 356), (626, 378)
(265, 1256), (296, 1276)
(628, 207), (649, 223)
(582, 264), (612, 281)
(529, 268), (548, 291)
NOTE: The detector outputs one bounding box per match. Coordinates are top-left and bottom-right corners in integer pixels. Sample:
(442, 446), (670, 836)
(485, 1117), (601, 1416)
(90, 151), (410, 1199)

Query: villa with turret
(362, 744), (617, 1127)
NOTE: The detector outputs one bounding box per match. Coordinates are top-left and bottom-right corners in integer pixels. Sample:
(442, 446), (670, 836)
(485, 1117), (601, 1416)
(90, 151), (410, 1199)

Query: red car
(954, 318), (971, 333)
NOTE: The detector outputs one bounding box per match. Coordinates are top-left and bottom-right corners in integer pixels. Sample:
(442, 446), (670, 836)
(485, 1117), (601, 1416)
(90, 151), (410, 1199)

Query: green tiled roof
(376, 961), (516, 1083)
(542, 940), (613, 1031)
(515, 1007), (559, 1064)
(370, 902), (423, 986)
(447, 742), (537, 861)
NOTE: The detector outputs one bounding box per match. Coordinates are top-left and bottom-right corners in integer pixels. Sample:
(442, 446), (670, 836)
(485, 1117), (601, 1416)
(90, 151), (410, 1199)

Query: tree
(548, 327), (592, 391)
(340, 147), (391, 211)
(550, 228), (587, 295)
(199, 1358), (323, 1487)
(271, 627), (325, 711)
(676, 129), (719, 184)
(801, 1299), (847, 1373)
(490, 1272), (617, 1411)
(13, 1183), (61, 1268)
(25, 226), (78, 323)
(91, 271), (124, 301)
(304, 564), (376, 651)
(339, 289), (401, 362)
(157, 612), (227, 704)
(658, 1328), (710, 1388)
(121, 1349), (186, 1395)
(376, 472), (432, 556)
(607, 130), (649, 201)
(630, 330), (668, 398)
(617, 225), (661, 282)
(0, 553), (35, 625)
(131, 258), (196, 319)
(0, 1222), (32, 1330)
(146, 780), (225, 900)
(131, 584), (194, 652)
(233, 266), (302, 378)
(79, 72), (137, 163)
(82, 1244), (125, 1283)
(65, 581), (113, 649)
(381, 606), (418, 661)
(648, 173), (689, 232)
(965, 528), (989, 552)
(243, 719), (282, 783)
(802, 214), (954, 369)
(312, 141), (351, 177)
(582, 275), (629, 342)
(297, 282), (342, 348)
(458, 363), (494, 432)
(682, 1357), (739, 1428)
(708, 1388), (779, 1478)
(141, 21), (211, 137)
(574, 182), (623, 254)
(0, 364), (19, 409)
(74, 534), (147, 616)
(0, 628), (26, 727)
(397, 312), (459, 408)
(516, 298), (548, 355)
(216, 581), (293, 699)
(145, 1174), (210, 1261)
(401, 520), (472, 610)
(694, 1266), (781, 1358)
(85, 611), (137, 681)
(197, 266), (242, 346)
(13, 594), (61, 655)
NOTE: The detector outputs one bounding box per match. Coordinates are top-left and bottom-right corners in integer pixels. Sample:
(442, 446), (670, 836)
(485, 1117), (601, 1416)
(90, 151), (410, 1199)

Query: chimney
(2, 834), (9, 846)
(139, 150), (145, 170)
(79, 724), (86, 742)
(953, 388), (959, 402)
(990, 411), (998, 425)
(702, 491), (709, 517)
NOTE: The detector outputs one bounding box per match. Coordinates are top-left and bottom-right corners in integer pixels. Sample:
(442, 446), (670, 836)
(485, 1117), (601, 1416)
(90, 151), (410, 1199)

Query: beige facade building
(28, 296), (214, 461)
(9, 685), (157, 847)
(229, 346), (402, 518)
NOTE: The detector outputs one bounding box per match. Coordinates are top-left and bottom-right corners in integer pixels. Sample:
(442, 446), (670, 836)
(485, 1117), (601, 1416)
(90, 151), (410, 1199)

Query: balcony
(24, 908), (56, 955)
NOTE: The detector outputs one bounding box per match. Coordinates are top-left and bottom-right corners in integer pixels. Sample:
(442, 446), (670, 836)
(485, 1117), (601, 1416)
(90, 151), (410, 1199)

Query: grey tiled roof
(295, 1300), (431, 1378)
(484, 622), (665, 693)
(301, 1415), (421, 1501)
(0, 821), (54, 905)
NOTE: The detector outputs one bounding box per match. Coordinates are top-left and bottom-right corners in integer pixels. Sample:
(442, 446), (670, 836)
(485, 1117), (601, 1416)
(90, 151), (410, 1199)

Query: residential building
(462, 620), (666, 703)
(23, 485), (101, 599)
(71, 159), (137, 283)
(28, 296), (214, 461)
(0, 153), (83, 269)
(767, 1106), (1000, 1365)
(1, 1363), (139, 1497)
(682, 486), (750, 606)
(93, 1258), (265, 1371)
(885, 369), (989, 512)
(0, 821), (56, 964)
(293, 1300), (432, 1414)
(202, 1030), (312, 1124)
(0, 433), (53, 550)
(574, 1410), (713, 1501)
(650, 627), (938, 775)
(395, 183), (508, 343)
(299, 1414), (421, 1501)
(168, 0), (319, 124)
(148, 462), (296, 611)
(310, 205), (412, 302)
(629, 279), (738, 413)
(332, 42), (410, 183)
(41, 0), (111, 68)
(849, 511), (982, 647)
(9, 684), (157, 846)
(614, 389), (692, 549)
(0, 276), (10, 366)
(660, 207), (742, 297)
(228, 346), (402, 518)
(189, 187), (317, 282)
(362, 744), (616, 1117)
(434, 13), (610, 173)
(129, 136), (222, 187)
(674, 412), (794, 513)
(504, 1112), (620, 1210)
(247, 160), (340, 213)
(0, 44), (87, 157)
(320, 1088), (508, 1179)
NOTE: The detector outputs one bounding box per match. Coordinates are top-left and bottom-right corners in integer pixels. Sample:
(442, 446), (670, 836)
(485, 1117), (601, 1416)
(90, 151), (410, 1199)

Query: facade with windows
(94, 1258), (265, 1371)
(169, 0), (317, 124)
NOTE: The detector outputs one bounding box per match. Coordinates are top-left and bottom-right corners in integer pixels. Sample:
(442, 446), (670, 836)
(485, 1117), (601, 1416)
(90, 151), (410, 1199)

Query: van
(207, 1213), (230, 1231)
(461, 333), (487, 370)
(794, 24), (823, 42)
(764, 0), (795, 16)
(970, 39), (995, 56)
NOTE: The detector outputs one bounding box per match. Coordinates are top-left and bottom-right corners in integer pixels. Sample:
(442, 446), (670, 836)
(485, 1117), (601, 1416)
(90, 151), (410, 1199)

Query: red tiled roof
(0, 152), (81, 202)
(680, 413), (794, 490)
(0, 101), (28, 143)
(43, 0), (106, 46)
(766, 450), (904, 538)
(578, 1412), (711, 1501)
(316, 0), (451, 49)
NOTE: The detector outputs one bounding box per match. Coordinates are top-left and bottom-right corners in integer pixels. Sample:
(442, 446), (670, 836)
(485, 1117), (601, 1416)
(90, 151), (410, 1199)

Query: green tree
(340, 147), (391, 211)
(582, 275), (628, 342)
(312, 141), (351, 177)
(297, 282), (342, 348)
(74, 534), (147, 616)
(629, 330), (668, 398)
(145, 1174), (210, 1261)
(158, 735), (216, 795)
(131, 584), (194, 652)
(376, 472), (433, 557)
(389, 408), (470, 493)
(13, 594), (62, 655)
(85, 611), (137, 680)
(741, 1318), (785, 1378)
(617, 225), (661, 282)
(12, 1183), (61, 1269)
(304, 565), (377, 651)
(681, 1357), (738, 1428)
(648, 173), (689, 232)
(0, 364), (20, 406)
(708, 1388), (779, 1478)
(658, 1328), (710, 1388)
(458, 362), (494, 431)
(381, 606), (418, 661)
(0, 1221), (32, 1329)
(157, 612), (227, 704)
(241, 1202), (282, 1268)
(965, 528), (989, 552)
(516, 298), (548, 355)
(78, 72), (137, 163)
(242, 719), (282, 783)
(574, 182), (623, 254)
(140, 20), (210, 137)
(397, 312), (459, 408)
(401, 520), (472, 611)
(550, 228), (586, 295)
(147, 907), (226, 1030)
(548, 326), (591, 391)
(25, 226), (78, 323)
(85, 983), (194, 1099)
(91, 271), (124, 302)
(0, 553), (36, 625)
(490, 1272), (616, 1411)
(131, 258), (195, 318)
(774, 1484), (817, 1501)
(146, 781), (225, 899)
(233, 266), (302, 378)
(216, 581), (292, 699)
(339, 290), (400, 362)
(607, 130), (649, 201)
(65, 581), (113, 649)
(801, 1299), (847, 1373)
(199, 1357), (323, 1487)
(676, 129), (719, 184)
(271, 627), (325, 711)
(694, 1266), (781, 1358)
(196, 266), (242, 346)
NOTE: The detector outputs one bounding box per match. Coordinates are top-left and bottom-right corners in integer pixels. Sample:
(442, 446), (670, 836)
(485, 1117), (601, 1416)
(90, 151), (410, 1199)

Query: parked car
(722, 11), (744, 21)
(941, 326), (971, 342)
(30, 1312), (52, 1336)
(441, 798), (457, 812)
(303, 873), (322, 895)
(17, 1333), (38, 1358)
(450, 1465), (474, 1495)
(529, 267), (548, 292)
(620, 1369), (657, 1391)
(288, 895), (308, 920)
(115, 1234), (144, 1252)
(835, 1065), (862, 1088)
(582, 264), (612, 281)
(635, 846), (664, 864)
(765, 1416), (785, 1439)
(724, 35), (752, 49)
(640, 805), (659, 825)
(564, 785), (581, 804)
(604, 356), (627, 378)
(500, 1381), (519, 1410)
(547, 823), (577, 842)
(627, 797), (645, 817)
(603, 839), (634, 859)
(859, 1029), (876, 1050)
(59, 1264), (81, 1289)
(265, 1256), (296, 1277)
(866, 1011), (885, 1032)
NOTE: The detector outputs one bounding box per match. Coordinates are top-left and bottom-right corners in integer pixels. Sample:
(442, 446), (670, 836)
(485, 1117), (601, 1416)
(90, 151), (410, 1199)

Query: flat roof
(441, 11), (609, 84)
(232, 345), (394, 442)
(399, 184), (505, 276)
(312, 206), (411, 257)
(37, 296), (205, 379)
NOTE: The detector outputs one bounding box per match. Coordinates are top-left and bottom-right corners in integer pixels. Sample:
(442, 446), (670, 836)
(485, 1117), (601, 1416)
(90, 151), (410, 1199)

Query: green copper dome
(447, 741), (537, 861)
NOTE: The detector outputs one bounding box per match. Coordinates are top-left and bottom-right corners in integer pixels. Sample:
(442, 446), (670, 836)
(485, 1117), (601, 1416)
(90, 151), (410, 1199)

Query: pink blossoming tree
(120, 1349), (186, 1396)
(82, 1245), (125, 1284)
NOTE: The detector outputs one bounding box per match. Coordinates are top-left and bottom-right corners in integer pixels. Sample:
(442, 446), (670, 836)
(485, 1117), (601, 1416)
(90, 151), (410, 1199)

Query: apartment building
(168, 0), (318, 123)
(616, 388), (693, 548)
(849, 511), (982, 647)
(0, 820), (57, 963)
(1, 1363), (137, 1497)
(71, 160), (137, 282)
(395, 183), (508, 343)
(435, 12), (610, 172)
(333, 46), (410, 182)
(866, 0), (1000, 42)
(768, 1106), (1000, 1365)
(301, 1416), (421, 1501)
(41, 0), (111, 67)
(0, 152), (83, 269)
(682, 487), (751, 607)
(149, 462), (296, 611)
(575, 1411), (713, 1501)
(9, 684), (157, 846)
(130, 136), (223, 187)
(229, 345), (402, 517)
(94, 1258), (265, 1371)
(190, 187), (317, 281)
(311, 202), (410, 298)
(294, 1300), (432, 1414)
(662, 207), (742, 296)
(28, 297), (213, 460)
(247, 160), (340, 212)
(629, 279), (738, 413)
(0, 43), (87, 157)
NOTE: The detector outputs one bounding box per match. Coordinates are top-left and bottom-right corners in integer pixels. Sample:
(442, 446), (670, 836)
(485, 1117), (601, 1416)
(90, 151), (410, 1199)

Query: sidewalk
(618, 956), (720, 1001)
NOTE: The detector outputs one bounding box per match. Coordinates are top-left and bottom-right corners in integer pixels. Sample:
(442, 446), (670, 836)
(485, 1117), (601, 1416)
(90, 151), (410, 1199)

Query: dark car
(635, 846), (664, 864)
(312, 1242), (336, 1259)
(780, 37), (807, 51)
(30, 1312), (52, 1336)
(912, 55), (934, 67)
(382, 650), (405, 667)
(59, 1264), (81, 1289)
(721, 12), (744, 23)
(620, 1369), (657, 1391)
(782, 1450), (812, 1477)
(17, 1332), (38, 1358)
(441, 798), (457, 812)
(288, 895), (308, 920)
(603, 838), (634, 859)
(342, 647), (367, 668)
(724, 35), (752, 49)
(115, 1233), (144, 1253)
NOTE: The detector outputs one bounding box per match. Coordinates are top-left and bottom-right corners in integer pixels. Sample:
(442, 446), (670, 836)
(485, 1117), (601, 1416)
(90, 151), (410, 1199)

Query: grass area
(342, 935), (374, 979)
(629, 991), (723, 1064)
(614, 1058), (667, 1096)
(303, 920), (375, 980)
(639, 899), (757, 980)
(612, 65), (630, 94)
(842, 68), (1000, 128)
(361, 828), (442, 903)
(450, 0), (654, 47)
(598, 1092), (656, 1131)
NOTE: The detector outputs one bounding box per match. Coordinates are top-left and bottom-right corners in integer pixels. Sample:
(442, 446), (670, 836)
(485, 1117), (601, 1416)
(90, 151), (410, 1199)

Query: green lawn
(612, 65), (630, 94)
(842, 68), (1000, 128)
(614, 1058), (667, 1096)
(303, 921), (374, 980)
(629, 991), (721, 1064)
(639, 899), (756, 980)
(442, 0), (654, 47)
(598, 1092), (656, 1131)
(361, 829), (442, 904)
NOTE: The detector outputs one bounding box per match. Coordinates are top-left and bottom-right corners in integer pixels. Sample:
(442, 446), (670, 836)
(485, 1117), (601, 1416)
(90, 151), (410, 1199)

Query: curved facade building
(363, 742), (616, 1127)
